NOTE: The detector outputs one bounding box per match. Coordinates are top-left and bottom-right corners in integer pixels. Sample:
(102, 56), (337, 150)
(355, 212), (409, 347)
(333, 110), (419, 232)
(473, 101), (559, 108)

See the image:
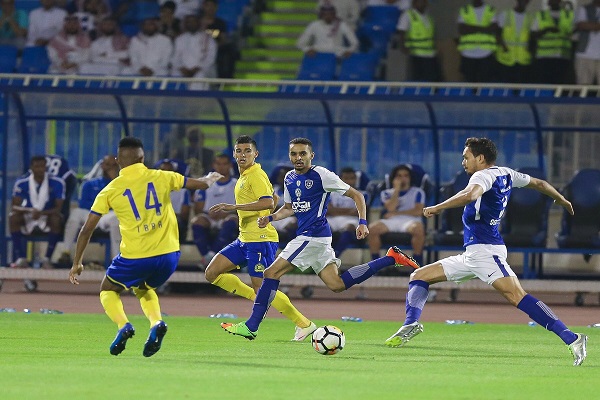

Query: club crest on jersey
(295, 188), (302, 198)
(305, 179), (313, 189)
(254, 263), (265, 272)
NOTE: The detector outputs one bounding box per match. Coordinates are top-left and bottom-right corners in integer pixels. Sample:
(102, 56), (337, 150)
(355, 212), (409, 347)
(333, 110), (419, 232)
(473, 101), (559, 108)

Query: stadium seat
(297, 53), (337, 80)
(357, 24), (393, 58)
(135, 1), (160, 22)
(17, 46), (50, 74)
(338, 53), (378, 81)
(362, 6), (401, 32)
(433, 170), (470, 246)
(0, 45), (18, 73)
(556, 169), (600, 248)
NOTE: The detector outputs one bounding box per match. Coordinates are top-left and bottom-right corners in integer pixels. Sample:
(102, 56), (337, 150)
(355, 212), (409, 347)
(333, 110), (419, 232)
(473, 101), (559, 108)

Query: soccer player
(68, 137), (223, 357)
(384, 137), (588, 366)
(205, 135), (317, 341)
(221, 137), (419, 340)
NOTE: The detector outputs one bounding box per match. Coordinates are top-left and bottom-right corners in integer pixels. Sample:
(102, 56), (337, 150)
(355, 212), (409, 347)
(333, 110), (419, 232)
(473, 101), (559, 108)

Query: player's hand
(69, 263), (84, 285)
(356, 224), (369, 240)
(257, 216), (271, 228)
(205, 171), (224, 185)
(555, 198), (574, 216)
(423, 206), (441, 218)
(31, 209), (42, 220)
(209, 203), (235, 213)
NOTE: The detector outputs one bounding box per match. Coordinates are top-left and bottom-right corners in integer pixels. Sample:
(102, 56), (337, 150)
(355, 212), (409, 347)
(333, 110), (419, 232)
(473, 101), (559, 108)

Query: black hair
(389, 164), (412, 183)
(161, 1), (176, 11)
(30, 155), (46, 165)
(340, 166), (356, 175)
(118, 136), (144, 149)
(235, 135), (257, 148)
(289, 137), (313, 151)
(465, 137), (497, 164)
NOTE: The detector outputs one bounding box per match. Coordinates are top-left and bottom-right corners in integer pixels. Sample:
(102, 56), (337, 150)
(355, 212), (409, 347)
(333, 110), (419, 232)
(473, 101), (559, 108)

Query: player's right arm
(69, 212), (101, 284)
(424, 184), (484, 218)
(184, 171), (223, 191)
(526, 177), (574, 215)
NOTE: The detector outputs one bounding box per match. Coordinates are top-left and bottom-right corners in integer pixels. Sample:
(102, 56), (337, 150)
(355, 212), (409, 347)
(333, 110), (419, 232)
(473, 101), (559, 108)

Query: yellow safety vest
(406, 9), (435, 57)
(496, 10), (532, 66)
(535, 9), (573, 58)
(458, 5), (497, 52)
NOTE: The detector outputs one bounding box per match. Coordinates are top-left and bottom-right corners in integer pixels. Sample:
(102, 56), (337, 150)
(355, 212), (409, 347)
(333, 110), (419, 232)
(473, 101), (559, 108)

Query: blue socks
(341, 256), (396, 289)
(404, 280), (429, 325)
(246, 278), (280, 332)
(517, 294), (577, 345)
(192, 224), (209, 255)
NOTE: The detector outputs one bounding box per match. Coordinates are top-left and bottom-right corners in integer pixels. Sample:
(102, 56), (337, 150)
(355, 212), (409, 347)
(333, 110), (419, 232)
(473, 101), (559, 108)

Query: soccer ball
(311, 325), (345, 355)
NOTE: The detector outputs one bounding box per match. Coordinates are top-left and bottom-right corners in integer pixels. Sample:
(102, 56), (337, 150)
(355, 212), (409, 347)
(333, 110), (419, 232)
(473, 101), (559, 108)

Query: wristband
(359, 218), (368, 225)
(268, 215), (274, 222)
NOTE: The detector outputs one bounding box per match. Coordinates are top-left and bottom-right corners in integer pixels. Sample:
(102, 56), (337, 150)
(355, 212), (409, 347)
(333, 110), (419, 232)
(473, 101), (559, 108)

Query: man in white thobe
(122, 17), (172, 76)
(80, 16), (130, 75)
(26, 0), (67, 46)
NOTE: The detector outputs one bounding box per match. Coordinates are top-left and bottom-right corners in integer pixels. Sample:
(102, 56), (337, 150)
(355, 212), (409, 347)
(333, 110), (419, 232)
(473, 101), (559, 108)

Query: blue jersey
(12, 174), (65, 210)
(283, 166), (350, 237)
(78, 176), (111, 210)
(45, 154), (76, 181)
(463, 166), (530, 246)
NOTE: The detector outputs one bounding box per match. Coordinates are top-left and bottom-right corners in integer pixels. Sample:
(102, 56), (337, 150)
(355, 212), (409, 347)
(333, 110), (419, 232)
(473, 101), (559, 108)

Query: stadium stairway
(235, 0), (313, 81)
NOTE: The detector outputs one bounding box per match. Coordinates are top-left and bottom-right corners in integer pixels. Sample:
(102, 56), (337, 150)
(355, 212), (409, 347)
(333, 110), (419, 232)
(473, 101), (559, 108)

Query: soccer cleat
(221, 322), (257, 340)
(384, 321), (424, 348)
(386, 246), (420, 269)
(292, 321), (317, 342)
(110, 322), (135, 356)
(143, 321), (168, 357)
(568, 333), (588, 366)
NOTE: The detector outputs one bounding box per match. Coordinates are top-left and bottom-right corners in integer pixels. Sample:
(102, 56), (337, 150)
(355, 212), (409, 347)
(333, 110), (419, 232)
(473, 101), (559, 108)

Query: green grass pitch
(0, 313), (596, 399)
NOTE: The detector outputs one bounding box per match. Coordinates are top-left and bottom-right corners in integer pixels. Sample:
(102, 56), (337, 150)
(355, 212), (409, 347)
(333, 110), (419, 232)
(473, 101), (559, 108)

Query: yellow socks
(271, 290), (311, 328)
(100, 290), (128, 329)
(133, 288), (162, 327)
(212, 273), (255, 300)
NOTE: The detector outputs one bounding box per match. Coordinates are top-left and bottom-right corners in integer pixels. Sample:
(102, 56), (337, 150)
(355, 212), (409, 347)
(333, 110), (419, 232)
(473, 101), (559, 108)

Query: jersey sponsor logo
(489, 218), (501, 226)
(254, 263), (265, 272)
(292, 201), (311, 212)
(305, 179), (313, 189)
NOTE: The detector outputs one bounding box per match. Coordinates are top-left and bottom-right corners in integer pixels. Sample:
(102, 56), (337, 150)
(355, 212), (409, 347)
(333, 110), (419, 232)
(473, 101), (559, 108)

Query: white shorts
(279, 235), (341, 275)
(327, 216), (357, 231)
(21, 214), (49, 234)
(378, 216), (422, 232)
(440, 244), (516, 285)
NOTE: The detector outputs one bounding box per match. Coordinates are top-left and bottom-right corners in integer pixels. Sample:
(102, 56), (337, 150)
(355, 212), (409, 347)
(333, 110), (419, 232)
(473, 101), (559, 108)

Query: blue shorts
(106, 251), (181, 289)
(219, 239), (278, 278)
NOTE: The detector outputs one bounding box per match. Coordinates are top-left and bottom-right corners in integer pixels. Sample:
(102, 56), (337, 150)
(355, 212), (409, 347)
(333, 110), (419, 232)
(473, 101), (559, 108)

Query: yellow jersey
(235, 163), (278, 243)
(91, 163), (185, 258)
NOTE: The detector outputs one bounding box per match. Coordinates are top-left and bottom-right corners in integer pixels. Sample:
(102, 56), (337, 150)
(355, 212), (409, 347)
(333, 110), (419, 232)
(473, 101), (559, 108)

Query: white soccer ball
(311, 325), (345, 355)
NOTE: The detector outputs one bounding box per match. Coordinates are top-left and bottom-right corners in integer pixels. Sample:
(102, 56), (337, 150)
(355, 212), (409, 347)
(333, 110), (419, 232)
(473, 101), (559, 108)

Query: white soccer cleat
(568, 333), (588, 366)
(292, 321), (317, 341)
(385, 321), (424, 348)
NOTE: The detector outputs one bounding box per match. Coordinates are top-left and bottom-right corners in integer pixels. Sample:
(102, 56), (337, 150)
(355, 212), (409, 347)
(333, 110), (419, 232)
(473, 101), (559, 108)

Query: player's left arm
(526, 177), (574, 215)
(69, 212), (101, 284)
(424, 184), (484, 218)
(185, 171), (223, 191)
(343, 187), (369, 239)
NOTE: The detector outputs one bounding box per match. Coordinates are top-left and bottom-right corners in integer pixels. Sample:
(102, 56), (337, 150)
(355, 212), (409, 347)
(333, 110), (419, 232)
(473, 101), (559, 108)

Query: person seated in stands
(79, 16), (129, 75)
(200, 0), (237, 78)
(296, 3), (359, 59)
(269, 164), (296, 247)
(366, 164), (425, 265)
(171, 14), (217, 90)
(9, 155), (65, 269)
(122, 16), (172, 76)
(317, 0), (360, 31)
(47, 13), (91, 74)
(0, 0), (29, 48)
(73, 0), (110, 40)
(158, 1), (180, 41)
(157, 159), (191, 241)
(191, 153), (238, 268)
(159, 0), (200, 21)
(58, 154), (120, 266)
(327, 167), (367, 257)
(26, 0), (67, 47)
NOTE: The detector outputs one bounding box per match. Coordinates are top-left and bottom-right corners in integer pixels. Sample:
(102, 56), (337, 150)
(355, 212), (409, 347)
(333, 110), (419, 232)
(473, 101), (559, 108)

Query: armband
(268, 215), (274, 222)
(358, 219), (368, 225)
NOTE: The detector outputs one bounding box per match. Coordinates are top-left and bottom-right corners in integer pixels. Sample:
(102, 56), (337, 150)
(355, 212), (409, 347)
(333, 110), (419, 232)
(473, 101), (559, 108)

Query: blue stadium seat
(362, 6), (401, 32)
(0, 45), (18, 73)
(297, 53), (337, 80)
(338, 53), (378, 81)
(357, 24), (393, 58)
(477, 87), (514, 97)
(398, 86), (434, 96)
(17, 46), (50, 74)
(136, 1), (160, 22)
(120, 23), (139, 37)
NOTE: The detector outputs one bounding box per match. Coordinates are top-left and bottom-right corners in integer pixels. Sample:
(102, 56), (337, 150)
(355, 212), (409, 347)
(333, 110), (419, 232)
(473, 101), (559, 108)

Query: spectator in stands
(171, 14), (217, 89)
(317, 0), (360, 30)
(495, 0), (532, 84)
(296, 3), (359, 59)
(122, 16), (172, 76)
(157, 159), (191, 241)
(80, 16), (130, 75)
(396, 0), (440, 82)
(59, 154), (120, 266)
(0, 0), (28, 48)
(73, 0), (110, 40)
(160, 0), (200, 21)
(456, 0), (500, 82)
(158, 0), (180, 41)
(530, 0), (574, 84)
(366, 164), (425, 266)
(191, 153), (238, 268)
(9, 155), (65, 269)
(200, 0), (237, 78)
(269, 164), (296, 247)
(327, 167), (366, 257)
(47, 13), (91, 74)
(574, 0), (600, 85)
(26, 0), (67, 47)
(169, 127), (215, 177)
(366, 0), (410, 10)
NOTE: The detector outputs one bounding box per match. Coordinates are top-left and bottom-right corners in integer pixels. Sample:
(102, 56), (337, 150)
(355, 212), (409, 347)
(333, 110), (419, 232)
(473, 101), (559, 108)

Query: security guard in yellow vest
(397, 0), (440, 81)
(496, 0), (532, 83)
(530, 0), (574, 84)
(457, 0), (500, 82)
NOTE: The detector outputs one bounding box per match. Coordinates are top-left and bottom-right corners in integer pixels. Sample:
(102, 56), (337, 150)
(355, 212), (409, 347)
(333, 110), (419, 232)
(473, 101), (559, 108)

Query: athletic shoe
(221, 322), (257, 340)
(110, 322), (135, 356)
(291, 321), (317, 341)
(143, 321), (168, 357)
(10, 258), (30, 268)
(568, 333), (588, 366)
(386, 246), (420, 269)
(384, 322), (424, 348)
